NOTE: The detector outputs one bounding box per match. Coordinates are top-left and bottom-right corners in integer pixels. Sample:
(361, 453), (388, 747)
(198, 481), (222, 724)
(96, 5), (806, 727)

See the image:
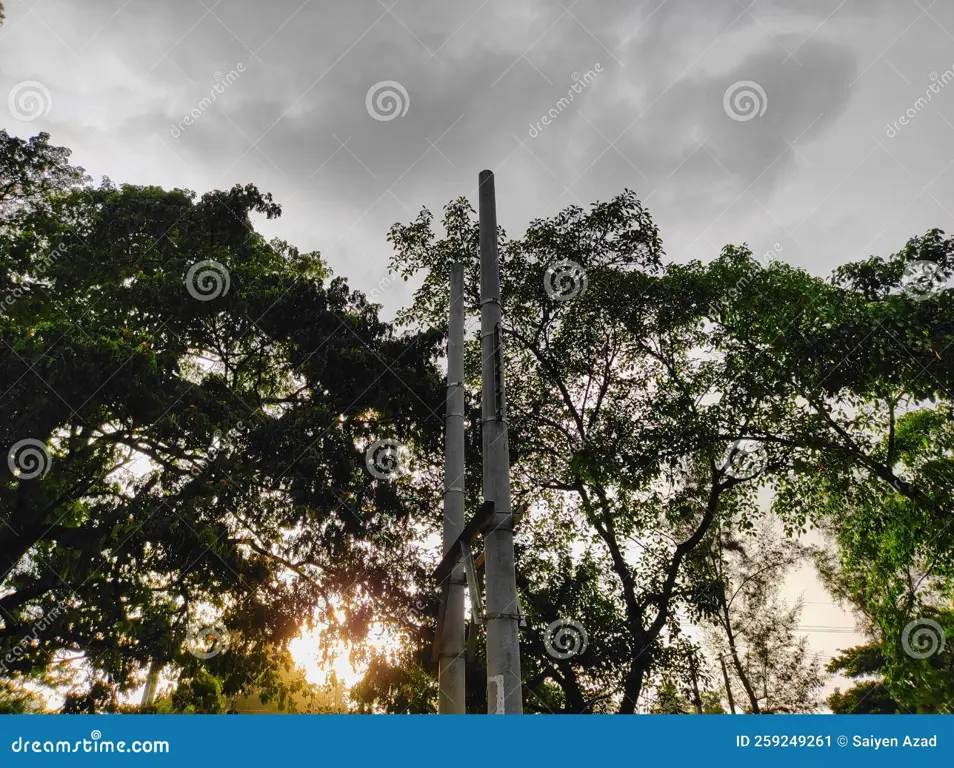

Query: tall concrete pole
(438, 263), (466, 714)
(478, 170), (522, 714)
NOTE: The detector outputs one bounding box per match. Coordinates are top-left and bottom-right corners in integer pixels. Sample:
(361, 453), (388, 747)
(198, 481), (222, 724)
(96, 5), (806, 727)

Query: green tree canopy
(385, 189), (953, 714)
(5, 129), (953, 715)
(0, 131), (445, 710)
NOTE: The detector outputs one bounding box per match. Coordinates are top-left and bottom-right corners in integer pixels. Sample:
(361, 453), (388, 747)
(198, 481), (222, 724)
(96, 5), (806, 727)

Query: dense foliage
(2, 129), (951, 714)
(0, 131), (444, 711)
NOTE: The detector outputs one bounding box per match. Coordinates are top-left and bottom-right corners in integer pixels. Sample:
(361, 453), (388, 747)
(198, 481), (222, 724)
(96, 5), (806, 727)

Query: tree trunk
(719, 655), (736, 714)
(618, 656), (648, 713)
(726, 627), (760, 713)
(720, 591), (760, 713)
(140, 659), (162, 708)
(689, 657), (703, 714)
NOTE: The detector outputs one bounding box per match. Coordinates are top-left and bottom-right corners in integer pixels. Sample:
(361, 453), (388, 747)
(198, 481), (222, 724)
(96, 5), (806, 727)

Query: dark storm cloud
(621, 37), (858, 202)
(1, 0), (951, 288)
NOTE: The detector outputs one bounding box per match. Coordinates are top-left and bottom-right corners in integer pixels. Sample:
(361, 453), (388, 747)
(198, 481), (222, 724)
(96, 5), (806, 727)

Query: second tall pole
(478, 169), (522, 714)
(438, 263), (466, 713)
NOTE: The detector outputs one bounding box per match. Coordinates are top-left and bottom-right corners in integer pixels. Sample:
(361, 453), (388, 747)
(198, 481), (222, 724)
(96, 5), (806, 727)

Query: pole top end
(479, 169), (494, 183)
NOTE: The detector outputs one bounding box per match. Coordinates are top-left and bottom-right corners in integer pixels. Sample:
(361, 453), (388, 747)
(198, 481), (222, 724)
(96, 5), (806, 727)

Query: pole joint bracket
(484, 611), (527, 628)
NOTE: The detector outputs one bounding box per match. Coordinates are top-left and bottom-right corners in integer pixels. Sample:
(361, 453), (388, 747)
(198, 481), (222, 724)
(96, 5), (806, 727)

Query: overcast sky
(4, 0), (954, 703)
(4, 0), (954, 310)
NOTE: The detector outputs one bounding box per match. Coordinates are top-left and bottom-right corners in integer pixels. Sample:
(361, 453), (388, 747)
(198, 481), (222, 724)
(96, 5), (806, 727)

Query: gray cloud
(2, 0), (952, 290)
